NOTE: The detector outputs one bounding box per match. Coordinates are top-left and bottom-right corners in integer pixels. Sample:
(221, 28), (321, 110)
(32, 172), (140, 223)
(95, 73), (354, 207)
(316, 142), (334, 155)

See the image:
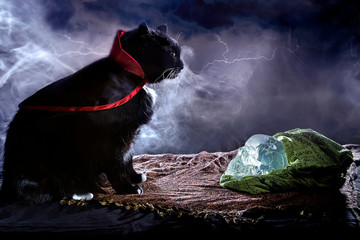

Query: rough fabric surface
(94, 144), (359, 221)
(220, 129), (354, 194)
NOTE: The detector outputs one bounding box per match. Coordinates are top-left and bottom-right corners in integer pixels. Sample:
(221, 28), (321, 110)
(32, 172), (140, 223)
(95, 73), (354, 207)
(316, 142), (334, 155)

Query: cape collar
(109, 30), (146, 79)
(19, 30), (148, 112)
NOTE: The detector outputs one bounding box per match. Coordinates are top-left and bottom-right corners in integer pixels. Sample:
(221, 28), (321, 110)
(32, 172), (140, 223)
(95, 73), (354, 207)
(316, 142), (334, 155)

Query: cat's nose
(178, 59), (184, 70)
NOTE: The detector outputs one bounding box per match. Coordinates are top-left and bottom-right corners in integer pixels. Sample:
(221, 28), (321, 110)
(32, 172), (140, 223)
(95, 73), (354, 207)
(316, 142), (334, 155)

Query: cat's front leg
(105, 160), (143, 194)
(124, 152), (147, 184)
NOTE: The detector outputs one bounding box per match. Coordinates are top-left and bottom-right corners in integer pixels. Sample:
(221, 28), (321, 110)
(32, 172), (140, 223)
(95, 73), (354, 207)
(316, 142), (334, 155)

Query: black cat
(0, 23), (183, 204)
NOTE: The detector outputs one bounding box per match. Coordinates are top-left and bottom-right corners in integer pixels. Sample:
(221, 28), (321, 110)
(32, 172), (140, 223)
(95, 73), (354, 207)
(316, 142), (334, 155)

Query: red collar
(19, 30), (147, 112)
(18, 80), (147, 112)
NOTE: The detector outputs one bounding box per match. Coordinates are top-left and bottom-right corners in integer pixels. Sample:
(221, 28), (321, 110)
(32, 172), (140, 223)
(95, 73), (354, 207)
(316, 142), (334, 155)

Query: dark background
(1, 0), (359, 164)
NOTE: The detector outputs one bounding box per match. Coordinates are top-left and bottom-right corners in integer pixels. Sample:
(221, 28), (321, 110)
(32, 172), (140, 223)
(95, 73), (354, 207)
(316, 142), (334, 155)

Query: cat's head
(120, 22), (184, 83)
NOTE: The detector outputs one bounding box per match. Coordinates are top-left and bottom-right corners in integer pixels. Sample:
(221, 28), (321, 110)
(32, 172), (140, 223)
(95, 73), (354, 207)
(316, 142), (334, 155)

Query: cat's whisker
(155, 67), (176, 82)
(176, 32), (183, 42)
(169, 70), (175, 79)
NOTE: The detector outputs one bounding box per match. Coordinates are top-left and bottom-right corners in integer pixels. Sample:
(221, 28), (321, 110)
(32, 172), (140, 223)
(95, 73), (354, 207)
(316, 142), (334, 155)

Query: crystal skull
(224, 134), (288, 179)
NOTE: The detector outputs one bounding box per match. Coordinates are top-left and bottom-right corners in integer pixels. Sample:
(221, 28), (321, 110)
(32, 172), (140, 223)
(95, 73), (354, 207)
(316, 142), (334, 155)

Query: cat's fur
(0, 23), (183, 204)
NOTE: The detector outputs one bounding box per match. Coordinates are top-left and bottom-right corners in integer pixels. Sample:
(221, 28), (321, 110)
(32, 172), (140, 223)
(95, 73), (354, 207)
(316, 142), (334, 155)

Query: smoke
(133, 17), (360, 154)
(0, 0), (359, 167)
(0, 0), (113, 163)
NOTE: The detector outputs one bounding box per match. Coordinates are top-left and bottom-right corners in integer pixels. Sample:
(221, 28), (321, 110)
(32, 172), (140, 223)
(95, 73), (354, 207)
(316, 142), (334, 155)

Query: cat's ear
(138, 22), (149, 35)
(156, 24), (167, 34)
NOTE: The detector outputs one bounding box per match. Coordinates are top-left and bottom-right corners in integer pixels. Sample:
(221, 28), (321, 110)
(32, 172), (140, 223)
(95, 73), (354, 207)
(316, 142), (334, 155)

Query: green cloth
(220, 128), (354, 194)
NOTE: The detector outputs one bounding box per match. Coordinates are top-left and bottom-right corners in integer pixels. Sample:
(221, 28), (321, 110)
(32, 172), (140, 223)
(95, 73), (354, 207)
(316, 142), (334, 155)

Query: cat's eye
(171, 52), (176, 57)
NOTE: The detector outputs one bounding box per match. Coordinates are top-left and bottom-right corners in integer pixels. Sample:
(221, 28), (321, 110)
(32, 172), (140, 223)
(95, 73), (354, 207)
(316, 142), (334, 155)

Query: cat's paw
(72, 193), (93, 201)
(136, 186), (143, 194)
(113, 184), (143, 195)
(140, 173), (147, 183)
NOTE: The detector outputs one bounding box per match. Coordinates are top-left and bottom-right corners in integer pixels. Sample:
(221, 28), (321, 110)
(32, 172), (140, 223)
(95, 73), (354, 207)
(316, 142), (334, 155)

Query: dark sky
(0, 0), (359, 157)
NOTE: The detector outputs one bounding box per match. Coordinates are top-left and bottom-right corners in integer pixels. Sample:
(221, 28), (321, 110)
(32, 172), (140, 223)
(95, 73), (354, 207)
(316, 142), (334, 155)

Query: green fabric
(220, 128), (354, 194)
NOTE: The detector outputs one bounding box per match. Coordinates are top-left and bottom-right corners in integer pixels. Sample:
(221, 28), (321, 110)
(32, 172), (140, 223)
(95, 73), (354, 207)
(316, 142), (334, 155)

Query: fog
(1, 0), (359, 165)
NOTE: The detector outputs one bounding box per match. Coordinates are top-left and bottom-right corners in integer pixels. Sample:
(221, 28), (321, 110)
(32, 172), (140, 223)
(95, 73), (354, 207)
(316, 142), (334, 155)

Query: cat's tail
(0, 176), (55, 205)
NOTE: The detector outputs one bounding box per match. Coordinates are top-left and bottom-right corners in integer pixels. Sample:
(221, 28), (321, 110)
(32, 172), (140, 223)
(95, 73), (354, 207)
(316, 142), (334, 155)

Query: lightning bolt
(201, 34), (302, 72)
(50, 34), (110, 57)
(0, 0), (112, 88)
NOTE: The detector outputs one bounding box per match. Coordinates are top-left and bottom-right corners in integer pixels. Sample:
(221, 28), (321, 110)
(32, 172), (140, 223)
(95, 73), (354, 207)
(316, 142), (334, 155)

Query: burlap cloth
(64, 145), (359, 223)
